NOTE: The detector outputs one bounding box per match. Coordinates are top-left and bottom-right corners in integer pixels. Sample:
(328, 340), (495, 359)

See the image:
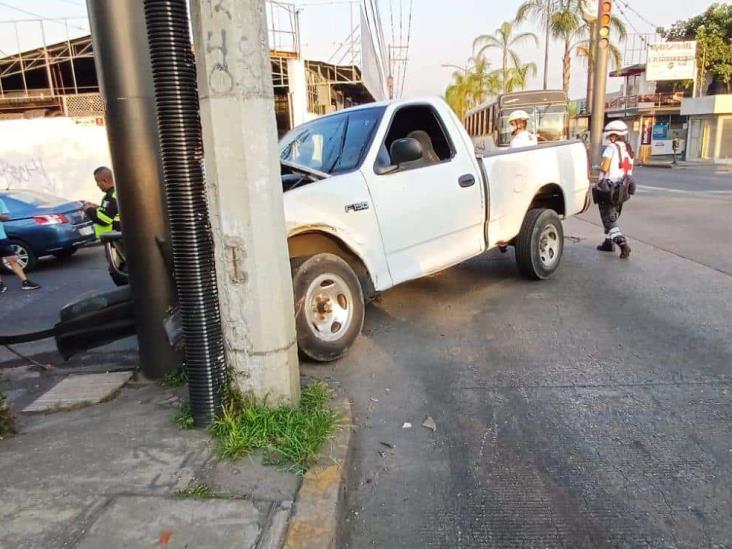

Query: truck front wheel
(515, 208), (564, 280)
(292, 253), (365, 362)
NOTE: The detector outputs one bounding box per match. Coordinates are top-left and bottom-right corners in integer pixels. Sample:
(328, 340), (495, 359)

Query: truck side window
(380, 105), (454, 170)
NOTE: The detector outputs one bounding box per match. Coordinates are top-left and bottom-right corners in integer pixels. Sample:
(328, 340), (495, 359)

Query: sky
(0, 0), (723, 100)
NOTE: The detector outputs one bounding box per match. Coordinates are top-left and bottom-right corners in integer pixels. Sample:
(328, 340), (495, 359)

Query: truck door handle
(458, 174), (475, 188)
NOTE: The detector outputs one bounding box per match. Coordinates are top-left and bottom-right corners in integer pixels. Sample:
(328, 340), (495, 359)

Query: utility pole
(543, 0), (551, 90)
(584, 19), (596, 115)
(590, 0), (613, 168)
(86, 0), (180, 379)
(190, 1), (300, 402)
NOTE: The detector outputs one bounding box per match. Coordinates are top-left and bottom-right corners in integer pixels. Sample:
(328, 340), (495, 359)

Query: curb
(283, 398), (352, 549)
(638, 163), (673, 169)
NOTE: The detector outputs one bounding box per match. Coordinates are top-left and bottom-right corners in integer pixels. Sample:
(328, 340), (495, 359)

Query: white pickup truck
(280, 97), (590, 361)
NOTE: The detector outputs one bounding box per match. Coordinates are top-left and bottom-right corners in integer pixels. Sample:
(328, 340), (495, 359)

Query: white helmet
(604, 120), (628, 137)
(508, 110), (530, 123)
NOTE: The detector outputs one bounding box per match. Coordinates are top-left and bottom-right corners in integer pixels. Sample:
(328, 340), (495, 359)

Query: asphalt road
(580, 166), (732, 276)
(3, 165), (731, 546)
(0, 244), (136, 369)
(302, 165), (732, 548)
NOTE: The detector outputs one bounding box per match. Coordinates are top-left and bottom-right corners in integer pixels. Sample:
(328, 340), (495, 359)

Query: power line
(398, 0), (412, 98)
(388, 0), (395, 46)
(53, 0), (84, 6)
(0, 1), (88, 32)
(616, 4), (646, 41)
(617, 0), (656, 30)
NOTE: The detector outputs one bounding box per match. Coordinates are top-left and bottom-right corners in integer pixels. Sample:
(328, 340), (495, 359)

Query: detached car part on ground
(0, 190), (96, 272)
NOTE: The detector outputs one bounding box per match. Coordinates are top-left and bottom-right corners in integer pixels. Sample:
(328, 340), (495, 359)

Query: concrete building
(606, 63), (691, 162)
(681, 95), (732, 164)
(0, 3), (388, 201)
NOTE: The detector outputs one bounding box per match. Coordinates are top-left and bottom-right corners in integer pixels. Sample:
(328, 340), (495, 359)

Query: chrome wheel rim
(538, 224), (560, 268)
(2, 244), (29, 270)
(305, 273), (353, 342)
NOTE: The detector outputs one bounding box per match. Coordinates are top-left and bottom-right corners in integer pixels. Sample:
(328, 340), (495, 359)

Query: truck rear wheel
(292, 253), (365, 362)
(515, 208), (564, 280)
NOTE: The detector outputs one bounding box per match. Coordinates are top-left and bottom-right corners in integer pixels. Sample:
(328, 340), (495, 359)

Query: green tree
(574, 13), (626, 96)
(549, 0), (586, 94)
(473, 21), (539, 93)
(504, 62), (539, 92)
(515, 0), (560, 89)
(659, 3), (732, 93)
(444, 56), (502, 119)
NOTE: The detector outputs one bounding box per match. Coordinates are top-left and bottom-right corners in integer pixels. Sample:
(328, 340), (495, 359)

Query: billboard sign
(646, 41), (697, 81)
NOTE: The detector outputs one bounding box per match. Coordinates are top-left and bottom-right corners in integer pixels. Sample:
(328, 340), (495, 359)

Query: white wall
(681, 95), (732, 116)
(0, 117), (111, 202)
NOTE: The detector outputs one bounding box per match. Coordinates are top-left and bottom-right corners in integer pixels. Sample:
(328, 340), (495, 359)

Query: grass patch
(210, 383), (337, 475)
(161, 366), (187, 388)
(174, 400), (194, 430)
(0, 390), (16, 438)
(175, 482), (231, 499)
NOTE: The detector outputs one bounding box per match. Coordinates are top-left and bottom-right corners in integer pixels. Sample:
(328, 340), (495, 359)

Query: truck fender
(287, 229), (377, 301)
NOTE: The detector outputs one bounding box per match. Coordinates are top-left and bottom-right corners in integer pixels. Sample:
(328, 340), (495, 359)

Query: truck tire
(515, 208), (564, 280)
(292, 253), (365, 362)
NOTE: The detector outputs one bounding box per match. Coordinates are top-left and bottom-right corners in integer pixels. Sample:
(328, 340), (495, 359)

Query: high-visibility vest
(94, 190), (121, 238)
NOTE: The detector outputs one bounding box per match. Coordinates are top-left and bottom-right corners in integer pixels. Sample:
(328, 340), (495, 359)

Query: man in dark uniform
(84, 166), (120, 237)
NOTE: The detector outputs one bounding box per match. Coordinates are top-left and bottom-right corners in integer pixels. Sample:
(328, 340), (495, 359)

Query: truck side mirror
(390, 137), (423, 165)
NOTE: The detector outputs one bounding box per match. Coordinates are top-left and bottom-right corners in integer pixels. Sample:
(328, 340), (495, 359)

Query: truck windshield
(498, 104), (568, 146)
(280, 107), (385, 174)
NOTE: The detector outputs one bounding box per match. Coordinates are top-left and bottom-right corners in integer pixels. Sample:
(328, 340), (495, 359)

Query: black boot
(619, 242), (631, 259)
(597, 239), (614, 252)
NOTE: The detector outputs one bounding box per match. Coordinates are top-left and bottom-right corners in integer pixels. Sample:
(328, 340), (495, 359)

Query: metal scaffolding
(0, 1), (379, 123)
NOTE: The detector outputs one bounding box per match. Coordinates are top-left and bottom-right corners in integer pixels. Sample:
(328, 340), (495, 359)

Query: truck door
(366, 103), (485, 285)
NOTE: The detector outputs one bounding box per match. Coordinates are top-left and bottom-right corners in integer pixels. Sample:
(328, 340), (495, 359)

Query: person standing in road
(508, 110), (538, 148)
(83, 166), (120, 238)
(0, 197), (41, 293)
(595, 120), (635, 259)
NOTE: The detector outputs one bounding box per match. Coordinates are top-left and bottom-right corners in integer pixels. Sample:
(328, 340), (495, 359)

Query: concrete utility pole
(190, 0), (300, 402)
(86, 0), (180, 379)
(590, 0), (613, 168)
(287, 58), (308, 128)
(542, 0), (551, 90)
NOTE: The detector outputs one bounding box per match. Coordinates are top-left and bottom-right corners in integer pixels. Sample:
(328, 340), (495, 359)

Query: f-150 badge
(345, 202), (370, 213)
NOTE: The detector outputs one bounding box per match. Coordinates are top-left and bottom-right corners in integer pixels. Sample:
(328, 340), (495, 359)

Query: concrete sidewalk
(0, 366), (305, 549)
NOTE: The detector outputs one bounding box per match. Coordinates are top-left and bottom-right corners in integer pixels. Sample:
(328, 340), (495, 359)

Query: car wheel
(292, 253), (365, 362)
(52, 248), (78, 259)
(515, 208), (564, 280)
(1, 240), (38, 273)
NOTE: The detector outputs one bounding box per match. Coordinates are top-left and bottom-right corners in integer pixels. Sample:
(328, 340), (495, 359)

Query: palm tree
(549, 0), (586, 94)
(444, 56), (502, 119)
(467, 55), (501, 104)
(504, 62), (539, 92)
(515, 0), (559, 90)
(445, 70), (473, 120)
(577, 14), (627, 103)
(473, 21), (538, 93)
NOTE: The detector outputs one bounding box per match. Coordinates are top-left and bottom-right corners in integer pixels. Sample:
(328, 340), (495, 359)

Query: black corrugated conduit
(143, 0), (226, 427)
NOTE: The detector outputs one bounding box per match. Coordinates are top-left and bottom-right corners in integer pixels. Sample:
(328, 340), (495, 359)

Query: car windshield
(498, 104), (568, 146)
(1, 190), (65, 207)
(280, 107), (384, 174)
